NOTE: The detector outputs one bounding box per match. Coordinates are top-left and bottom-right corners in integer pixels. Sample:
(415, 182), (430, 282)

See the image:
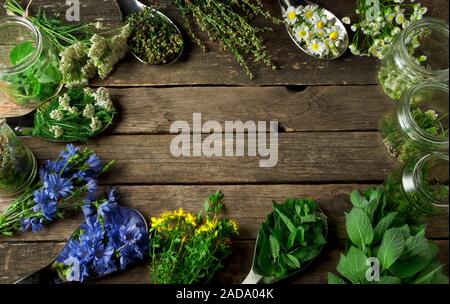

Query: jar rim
(398, 17), (449, 78)
(412, 152), (449, 211)
(0, 16), (43, 76)
(399, 81), (449, 146)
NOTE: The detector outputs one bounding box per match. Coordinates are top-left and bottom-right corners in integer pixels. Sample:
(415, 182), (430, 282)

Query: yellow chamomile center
(316, 21), (325, 29)
(299, 30), (307, 38)
(288, 11), (296, 20)
(312, 43), (319, 51)
(329, 31), (339, 40)
(305, 11), (314, 19)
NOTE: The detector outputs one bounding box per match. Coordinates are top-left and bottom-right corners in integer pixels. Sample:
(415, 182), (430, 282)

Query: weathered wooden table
(0, 0), (448, 284)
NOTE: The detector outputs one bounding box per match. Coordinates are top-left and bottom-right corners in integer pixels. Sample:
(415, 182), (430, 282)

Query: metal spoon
(116, 0), (184, 65)
(278, 0), (349, 60)
(242, 208), (328, 284)
(14, 207), (148, 284)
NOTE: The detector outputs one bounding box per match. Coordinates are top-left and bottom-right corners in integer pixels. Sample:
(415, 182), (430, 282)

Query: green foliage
(31, 87), (115, 142)
(254, 198), (328, 282)
(127, 7), (184, 65)
(3, 41), (61, 105)
(170, 0), (280, 79)
(328, 187), (448, 284)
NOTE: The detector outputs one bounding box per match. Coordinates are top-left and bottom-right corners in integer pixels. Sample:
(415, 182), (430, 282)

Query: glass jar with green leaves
(380, 81), (448, 163)
(0, 16), (62, 108)
(377, 18), (449, 101)
(384, 152), (449, 224)
(0, 119), (37, 196)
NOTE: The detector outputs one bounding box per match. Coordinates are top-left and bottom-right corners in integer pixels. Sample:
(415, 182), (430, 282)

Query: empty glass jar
(0, 16), (62, 108)
(0, 119), (37, 196)
(378, 18), (449, 101)
(384, 152), (449, 223)
(380, 81), (449, 163)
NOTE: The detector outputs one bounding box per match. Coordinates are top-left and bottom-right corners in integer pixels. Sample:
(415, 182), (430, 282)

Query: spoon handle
(14, 264), (59, 284)
(116, 0), (145, 17)
(242, 269), (264, 284)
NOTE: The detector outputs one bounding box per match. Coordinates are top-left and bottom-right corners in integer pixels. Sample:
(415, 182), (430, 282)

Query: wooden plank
(17, 132), (399, 184)
(1, 185), (447, 242)
(5, 85), (395, 132)
(1, 0), (447, 86)
(1, 240), (448, 284)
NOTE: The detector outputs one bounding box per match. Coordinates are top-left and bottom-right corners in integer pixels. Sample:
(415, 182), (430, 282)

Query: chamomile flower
(313, 17), (328, 32)
(308, 40), (328, 57)
(342, 17), (351, 25)
(284, 6), (298, 25)
(294, 25), (311, 42)
(395, 12), (406, 25)
(302, 5), (319, 22)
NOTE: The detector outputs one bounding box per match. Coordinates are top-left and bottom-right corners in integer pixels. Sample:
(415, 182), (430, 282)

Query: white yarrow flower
(50, 110), (64, 121)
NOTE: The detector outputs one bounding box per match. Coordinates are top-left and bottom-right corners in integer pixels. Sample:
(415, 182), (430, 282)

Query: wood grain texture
(1, 0), (447, 86)
(16, 132), (399, 184)
(1, 185), (448, 243)
(105, 86), (394, 134)
(1, 240), (448, 284)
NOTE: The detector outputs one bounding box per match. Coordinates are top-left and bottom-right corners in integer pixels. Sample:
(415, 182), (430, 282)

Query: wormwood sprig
(168, 0), (281, 79)
(149, 191), (239, 284)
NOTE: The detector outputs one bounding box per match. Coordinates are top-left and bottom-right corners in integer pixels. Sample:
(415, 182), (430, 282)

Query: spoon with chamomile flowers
(278, 0), (349, 60)
(116, 0), (184, 65)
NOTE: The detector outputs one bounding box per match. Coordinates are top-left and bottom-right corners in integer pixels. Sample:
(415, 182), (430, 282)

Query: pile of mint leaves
(328, 187), (449, 284)
(254, 198), (328, 283)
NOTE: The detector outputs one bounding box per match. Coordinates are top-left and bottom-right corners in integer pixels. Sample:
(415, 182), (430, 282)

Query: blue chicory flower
(43, 173), (73, 200)
(20, 217), (44, 233)
(32, 189), (57, 221)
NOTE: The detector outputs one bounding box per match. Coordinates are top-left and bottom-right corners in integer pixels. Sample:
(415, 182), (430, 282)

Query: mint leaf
(377, 228), (405, 270)
(412, 263), (444, 284)
(350, 190), (367, 208)
(336, 246), (368, 283)
(284, 254), (300, 269)
(10, 41), (35, 66)
(390, 256), (430, 279)
(328, 273), (347, 284)
(269, 235), (280, 261)
(402, 233), (430, 259)
(274, 207), (296, 233)
(431, 273), (449, 284)
(373, 212), (397, 243)
(346, 207), (374, 251)
(372, 276), (401, 284)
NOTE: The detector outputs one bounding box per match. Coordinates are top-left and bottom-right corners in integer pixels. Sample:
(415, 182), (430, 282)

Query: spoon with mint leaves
(243, 198), (328, 284)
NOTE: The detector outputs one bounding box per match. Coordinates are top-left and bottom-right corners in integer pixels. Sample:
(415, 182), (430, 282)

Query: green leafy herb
(127, 7), (184, 65)
(2, 40), (62, 106)
(328, 187), (449, 284)
(169, 0), (280, 79)
(30, 87), (115, 142)
(254, 198), (328, 283)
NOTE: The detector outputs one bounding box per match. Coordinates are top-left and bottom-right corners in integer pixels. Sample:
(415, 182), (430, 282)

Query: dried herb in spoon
(127, 7), (184, 65)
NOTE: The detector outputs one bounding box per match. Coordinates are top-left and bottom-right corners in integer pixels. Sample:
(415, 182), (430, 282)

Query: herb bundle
(54, 189), (149, 282)
(254, 198), (327, 283)
(328, 188), (449, 284)
(381, 108), (448, 162)
(31, 87), (116, 142)
(5, 0), (130, 87)
(127, 7), (184, 65)
(0, 144), (114, 236)
(0, 120), (35, 194)
(1, 40), (62, 106)
(149, 191), (239, 284)
(344, 0), (427, 59)
(169, 0), (279, 79)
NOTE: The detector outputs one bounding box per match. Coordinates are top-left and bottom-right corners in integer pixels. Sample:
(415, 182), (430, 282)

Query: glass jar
(384, 152), (449, 223)
(0, 119), (37, 196)
(377, 18), (449, 101)
(380, 81), (448, 163)
(0, 16), (62, 108)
